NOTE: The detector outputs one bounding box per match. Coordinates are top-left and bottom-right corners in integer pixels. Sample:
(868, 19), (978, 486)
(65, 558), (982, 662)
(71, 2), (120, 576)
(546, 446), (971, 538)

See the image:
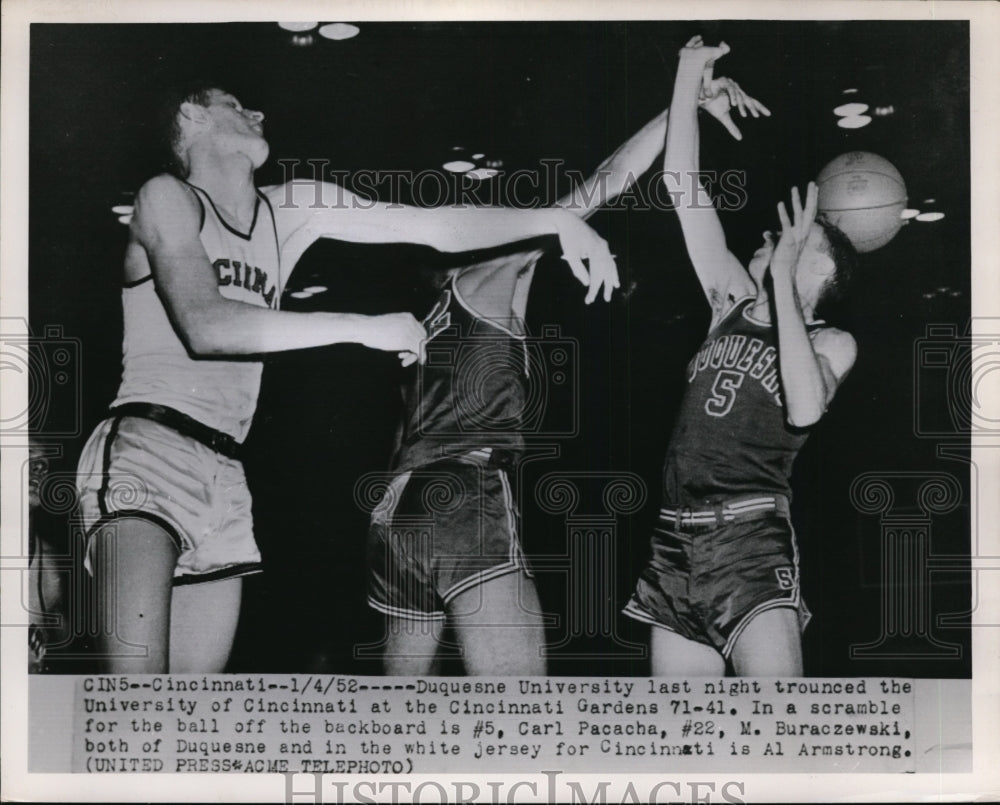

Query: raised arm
(556, 109), (669, 220)
(663, 37), (760, 322)
(456, 76), (770, 320)
(134, 174), (426, 363)
(769, 183), (857, 427)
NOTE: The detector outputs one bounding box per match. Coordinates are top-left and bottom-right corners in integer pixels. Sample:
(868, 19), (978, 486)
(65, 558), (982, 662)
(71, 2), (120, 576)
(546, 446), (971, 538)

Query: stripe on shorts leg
(98, 417), (123, 518)
(367, 596), (446, 622)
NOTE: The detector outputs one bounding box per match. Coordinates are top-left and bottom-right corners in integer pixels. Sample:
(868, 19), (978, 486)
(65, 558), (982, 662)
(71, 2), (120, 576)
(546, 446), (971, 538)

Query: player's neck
(186, 152), (258, 224)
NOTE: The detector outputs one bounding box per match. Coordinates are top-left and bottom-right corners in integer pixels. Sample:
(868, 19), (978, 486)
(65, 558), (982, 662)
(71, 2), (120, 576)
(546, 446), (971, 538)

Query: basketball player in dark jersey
(368, 73), (768, 675)
(76, 82), (619, 673)
(623, 38), (858, 675)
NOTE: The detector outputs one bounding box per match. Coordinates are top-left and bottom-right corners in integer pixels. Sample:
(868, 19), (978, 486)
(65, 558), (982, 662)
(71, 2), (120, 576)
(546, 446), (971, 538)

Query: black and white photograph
(2, 0), (998, 800)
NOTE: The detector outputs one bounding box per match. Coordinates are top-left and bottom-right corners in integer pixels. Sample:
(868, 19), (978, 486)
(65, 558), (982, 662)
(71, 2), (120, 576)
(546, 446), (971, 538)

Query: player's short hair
(154, 80), (227, 177)
(814, 216), (858, 316)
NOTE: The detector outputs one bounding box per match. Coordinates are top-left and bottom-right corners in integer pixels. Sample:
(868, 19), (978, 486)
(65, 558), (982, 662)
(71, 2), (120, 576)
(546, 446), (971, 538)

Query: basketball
(816, 151), (907, 253)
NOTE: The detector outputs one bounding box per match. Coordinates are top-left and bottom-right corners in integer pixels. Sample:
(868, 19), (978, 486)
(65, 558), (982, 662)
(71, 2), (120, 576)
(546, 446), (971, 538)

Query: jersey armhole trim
(450, 274), (526, 340)
(258, 190), (282, 295)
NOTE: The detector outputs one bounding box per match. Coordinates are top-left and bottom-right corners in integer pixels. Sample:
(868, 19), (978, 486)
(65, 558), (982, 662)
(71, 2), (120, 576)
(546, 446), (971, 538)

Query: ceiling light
(841, 88), (859, 95)
(117, 215), (132, 225)
(302, 286), (328, 294)
(922, 198), (937, 204)
(833, 102), (869, 117)
(278, 22), (318, 32)
(915, 212), (945, 222)
(442, 160), (475, 173)
(472, 153), (485, 160)
(465, 168), (499, 180)
(318, 23), (360, 41)
(837, 115), (872, 129)
(111, 205), (134, 215)
(291, 34), (315, 47)
(289, 290), (314, 299)
(873, 105), (895, 117)
(900, 208), (920, 219)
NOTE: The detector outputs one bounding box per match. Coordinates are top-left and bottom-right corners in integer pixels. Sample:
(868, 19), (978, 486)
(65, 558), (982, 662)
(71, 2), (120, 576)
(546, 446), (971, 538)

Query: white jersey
(111, 183), (281, 442)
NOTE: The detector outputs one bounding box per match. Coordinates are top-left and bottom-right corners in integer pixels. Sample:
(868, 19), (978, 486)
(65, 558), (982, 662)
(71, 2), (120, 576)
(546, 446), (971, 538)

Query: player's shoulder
(135, 173), (201, 216)
(133, 174), (202, 238)
(136, 172), (196, 202)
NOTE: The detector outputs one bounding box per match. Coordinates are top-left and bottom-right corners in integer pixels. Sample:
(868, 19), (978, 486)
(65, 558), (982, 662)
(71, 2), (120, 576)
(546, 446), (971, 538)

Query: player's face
(203, 90), (269, 165)
(795, 223), (836, 298)
(748, 224), (833, 293)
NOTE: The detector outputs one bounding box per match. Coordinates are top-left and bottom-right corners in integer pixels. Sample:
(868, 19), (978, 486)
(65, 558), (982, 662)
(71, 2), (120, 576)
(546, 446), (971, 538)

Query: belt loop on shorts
(108, 402), (243, 461)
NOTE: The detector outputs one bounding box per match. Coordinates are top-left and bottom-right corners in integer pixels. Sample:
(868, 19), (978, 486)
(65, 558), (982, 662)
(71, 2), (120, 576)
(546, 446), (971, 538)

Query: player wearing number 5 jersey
(624, 38), (859, 675)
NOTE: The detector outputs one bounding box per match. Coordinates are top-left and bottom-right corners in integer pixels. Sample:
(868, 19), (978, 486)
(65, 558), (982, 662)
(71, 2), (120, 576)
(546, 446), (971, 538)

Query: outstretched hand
(699, 76), (771, 141)
(771, 182), (819, 278)
(680, 35), (771, 141)
(555, 213), (620, 304)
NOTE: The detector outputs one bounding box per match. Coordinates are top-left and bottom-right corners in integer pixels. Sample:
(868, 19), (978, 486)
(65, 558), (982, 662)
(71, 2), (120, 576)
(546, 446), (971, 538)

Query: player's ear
(178, 101), (209, 126)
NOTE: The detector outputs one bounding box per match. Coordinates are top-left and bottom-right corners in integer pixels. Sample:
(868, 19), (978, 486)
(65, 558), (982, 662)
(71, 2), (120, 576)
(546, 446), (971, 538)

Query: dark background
(29, 21), (971, 677)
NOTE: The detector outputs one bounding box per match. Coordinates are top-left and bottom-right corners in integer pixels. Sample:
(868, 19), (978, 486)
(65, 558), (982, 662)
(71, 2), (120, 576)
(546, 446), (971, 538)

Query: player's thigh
(383, 617), (445, 676)
(449, 572), (545, 675)
(729, 607), (802, 676)
(169, 577), (243, 673)
(90, 516), (178, 673)
(649, 626), (726, 677)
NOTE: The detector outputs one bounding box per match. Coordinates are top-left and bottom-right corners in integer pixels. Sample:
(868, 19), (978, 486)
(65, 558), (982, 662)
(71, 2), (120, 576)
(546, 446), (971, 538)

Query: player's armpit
(666, 177), (754, 308)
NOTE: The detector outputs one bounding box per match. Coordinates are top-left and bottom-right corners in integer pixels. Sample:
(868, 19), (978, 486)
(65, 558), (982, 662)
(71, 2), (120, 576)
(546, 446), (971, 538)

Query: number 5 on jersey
(705, 369), (745, 417)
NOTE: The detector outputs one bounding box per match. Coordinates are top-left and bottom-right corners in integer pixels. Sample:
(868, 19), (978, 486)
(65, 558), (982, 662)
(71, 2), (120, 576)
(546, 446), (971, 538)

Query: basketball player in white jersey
(623, 38), (858, 675)
(369, 72), (766, 675)
(75, 82), (619, 673)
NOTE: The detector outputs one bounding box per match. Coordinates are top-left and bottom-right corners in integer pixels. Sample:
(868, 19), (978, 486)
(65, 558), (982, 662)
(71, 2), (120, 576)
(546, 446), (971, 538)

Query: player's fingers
(603, 261), (621, 302)
(750, 97), (772, 117)
(777, 201), (791, 234)
(804, 181), (819, 221)
(701, 66), (716, 96)
(685, 35), (702, 47)
(584, 263), (601, 305)
(561, 253), (590, 286)
(791, 186), (804, 228)
(730, 83), (749, 117)
(737, 87), (758, 118)
(720, 112), (743, 141)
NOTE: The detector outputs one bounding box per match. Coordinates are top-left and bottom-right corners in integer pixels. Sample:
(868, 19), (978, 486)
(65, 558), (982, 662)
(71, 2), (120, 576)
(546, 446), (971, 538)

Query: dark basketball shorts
(623, 497), (810, 657)
(367, 450), (532, 621)
(76, 416), (262, 585)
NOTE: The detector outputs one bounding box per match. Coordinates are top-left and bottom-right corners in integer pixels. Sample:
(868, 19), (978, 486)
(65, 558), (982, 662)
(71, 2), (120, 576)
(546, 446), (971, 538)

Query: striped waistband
(452, 447), (518, 471)
(659, 495), (789, 530)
